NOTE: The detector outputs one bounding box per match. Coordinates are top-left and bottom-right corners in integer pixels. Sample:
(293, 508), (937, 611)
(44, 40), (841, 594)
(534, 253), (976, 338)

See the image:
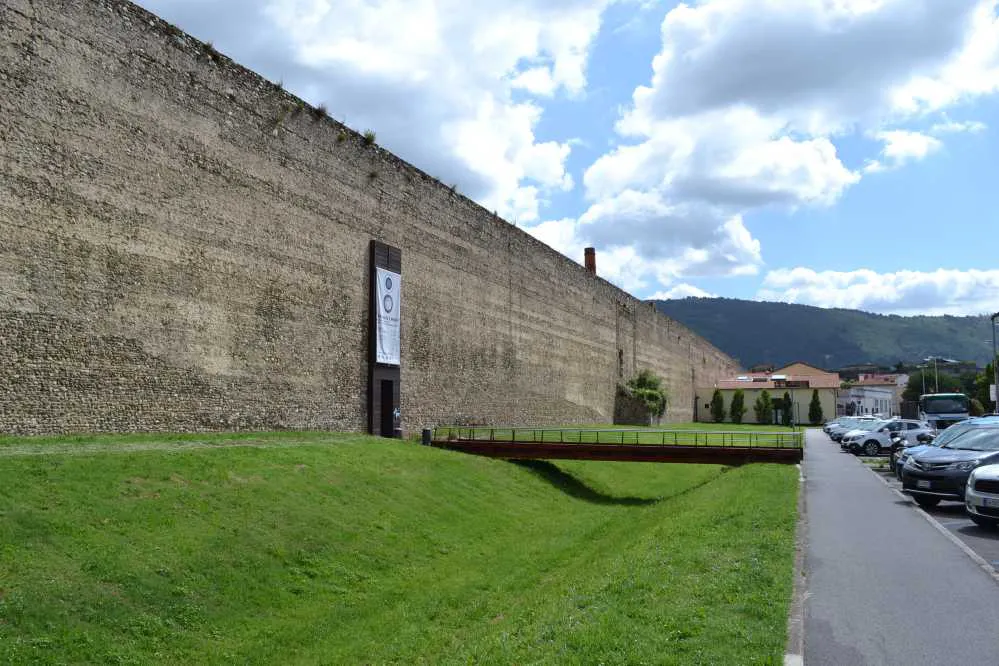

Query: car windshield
(941, 427), (999, 451)
(932, 421), (977, 447)
(921, 395), (969, 414)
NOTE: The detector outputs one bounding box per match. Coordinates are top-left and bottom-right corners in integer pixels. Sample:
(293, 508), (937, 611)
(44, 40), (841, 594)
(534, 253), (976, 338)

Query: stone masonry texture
(0, 0), (740, 435)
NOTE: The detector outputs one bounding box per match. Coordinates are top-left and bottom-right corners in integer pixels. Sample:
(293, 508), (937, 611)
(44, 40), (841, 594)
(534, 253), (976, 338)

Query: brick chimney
(584, 247), (596, 275)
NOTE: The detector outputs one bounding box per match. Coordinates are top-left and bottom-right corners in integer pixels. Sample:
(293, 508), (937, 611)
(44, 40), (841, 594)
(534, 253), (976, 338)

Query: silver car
(965, 463), (999, 529)
(828, 416), (877, 442)
(843, 419), (935, 456)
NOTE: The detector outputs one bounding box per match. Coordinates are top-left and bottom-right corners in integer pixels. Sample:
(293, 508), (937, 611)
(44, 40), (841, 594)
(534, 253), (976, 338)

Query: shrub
(753, 390), (772, 424)
(730, 389), (746, 424)
(627, 369), (668, 420)
(970, 397), (985, 416)
(710, 389), (725, 423)
(808, 389), (824, 425)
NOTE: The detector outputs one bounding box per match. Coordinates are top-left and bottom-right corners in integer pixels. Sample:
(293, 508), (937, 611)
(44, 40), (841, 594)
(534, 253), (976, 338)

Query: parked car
(901, 416), (999, 508)
(843, 419), (934, 456)
(838, 418), (894, 452)
(965, 463), (999, 529)
(841, 419), (896, 455)
(828, 416), (877, 442)
(824, 417), (865, 435)
(896, 418), (989, 479)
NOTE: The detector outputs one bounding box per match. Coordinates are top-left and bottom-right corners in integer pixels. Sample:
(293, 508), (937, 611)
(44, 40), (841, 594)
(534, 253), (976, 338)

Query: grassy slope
(0, 432), (797, 664)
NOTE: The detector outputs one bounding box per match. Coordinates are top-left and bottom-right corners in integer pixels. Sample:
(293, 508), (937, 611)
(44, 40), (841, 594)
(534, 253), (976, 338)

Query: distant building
(697, 362), (839, 425)
(838, 385), (896, 417)
(849, 373), (909, 416)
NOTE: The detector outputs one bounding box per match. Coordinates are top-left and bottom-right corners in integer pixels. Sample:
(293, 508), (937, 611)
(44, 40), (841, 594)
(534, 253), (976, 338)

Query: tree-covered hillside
(654, 297), (993, 369)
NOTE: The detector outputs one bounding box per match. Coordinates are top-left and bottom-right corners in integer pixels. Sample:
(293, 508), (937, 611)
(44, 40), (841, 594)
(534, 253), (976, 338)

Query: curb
(860, 459), (999, 587)
(784, 462), (807, 666)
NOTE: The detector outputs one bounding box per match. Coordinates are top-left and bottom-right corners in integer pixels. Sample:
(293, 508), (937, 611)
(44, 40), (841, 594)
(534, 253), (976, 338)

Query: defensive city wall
(0, 0), (739, 435)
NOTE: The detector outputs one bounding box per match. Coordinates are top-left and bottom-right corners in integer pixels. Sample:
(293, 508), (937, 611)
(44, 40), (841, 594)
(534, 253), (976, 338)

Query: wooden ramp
(429, 427), (803, 465)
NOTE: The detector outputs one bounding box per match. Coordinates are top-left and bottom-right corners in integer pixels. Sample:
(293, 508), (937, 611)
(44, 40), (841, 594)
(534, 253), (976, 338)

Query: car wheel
(864, 440), (880, 456)
(915, 497), (940, 509)
(970, 515), (999, 529)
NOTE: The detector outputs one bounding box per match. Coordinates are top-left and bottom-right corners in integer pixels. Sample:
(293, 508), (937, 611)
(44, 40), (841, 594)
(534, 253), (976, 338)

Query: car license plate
(983, 497), (999, 508)
(917, 480), (931, 489)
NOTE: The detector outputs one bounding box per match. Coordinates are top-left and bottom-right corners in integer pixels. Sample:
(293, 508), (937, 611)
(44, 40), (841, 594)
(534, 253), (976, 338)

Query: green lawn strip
(0, 435), (797, 664)
(0, 430), (364, 455)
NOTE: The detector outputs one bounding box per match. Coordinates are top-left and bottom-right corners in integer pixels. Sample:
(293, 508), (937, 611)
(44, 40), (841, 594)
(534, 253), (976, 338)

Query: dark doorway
(368, 240), (402, 436)
(380, 380), (395, 437)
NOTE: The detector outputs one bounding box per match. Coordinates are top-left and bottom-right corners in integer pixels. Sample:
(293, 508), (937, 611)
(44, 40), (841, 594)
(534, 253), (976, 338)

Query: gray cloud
(644, 0), (980, 128)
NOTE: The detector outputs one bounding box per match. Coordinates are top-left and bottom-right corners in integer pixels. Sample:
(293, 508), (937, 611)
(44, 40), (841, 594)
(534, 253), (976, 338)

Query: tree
(781, 391), (793, 426)
(972, 360), (996, 411)
(970, 398), (986, 416)
(730, 389), (746, 424)
(901, 370), (963, 403)
(710, 389), (725, 423)
(753, 390), (773, 424)
(626, 369), (668, 420)
(808, 389), (824, 424)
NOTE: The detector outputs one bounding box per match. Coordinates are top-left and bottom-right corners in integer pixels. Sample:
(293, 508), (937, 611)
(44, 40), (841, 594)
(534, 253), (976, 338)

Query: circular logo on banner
(383, 294), (394, 313)
(385, 276), (393, 290)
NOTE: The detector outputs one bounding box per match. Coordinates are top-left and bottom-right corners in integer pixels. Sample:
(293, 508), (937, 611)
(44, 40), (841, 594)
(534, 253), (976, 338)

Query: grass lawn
(0, 431), (798, 664)
(434, 421), (804, 448)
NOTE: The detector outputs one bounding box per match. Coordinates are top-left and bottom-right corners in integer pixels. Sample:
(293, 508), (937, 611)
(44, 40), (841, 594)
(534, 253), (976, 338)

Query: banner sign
(375, 268), (401, 365)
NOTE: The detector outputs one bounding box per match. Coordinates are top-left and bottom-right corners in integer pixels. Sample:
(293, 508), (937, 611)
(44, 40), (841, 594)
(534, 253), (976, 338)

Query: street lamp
(923, 356), (957, 394)
(991, 312), (999, 414)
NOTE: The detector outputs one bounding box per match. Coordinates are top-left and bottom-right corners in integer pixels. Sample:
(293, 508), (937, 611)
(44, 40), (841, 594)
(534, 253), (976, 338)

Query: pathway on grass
(803, 429), (999, 665)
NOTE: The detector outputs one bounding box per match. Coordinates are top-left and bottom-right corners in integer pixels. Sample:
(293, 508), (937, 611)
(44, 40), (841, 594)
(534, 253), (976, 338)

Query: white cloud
(523, 219), (653, 292)
(758, 267), (999, 315)
(569, 0), (999, 294)
(890, 1), (999, 114)
(930, 119), (988, 134)
(865, 130), (942, 172)
(137, 0), (613, 224)
(137, 0), (999, 302)
(649, 284), (717, 300)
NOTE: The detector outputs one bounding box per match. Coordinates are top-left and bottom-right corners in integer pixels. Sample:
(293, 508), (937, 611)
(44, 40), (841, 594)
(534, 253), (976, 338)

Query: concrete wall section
(0, 0), (739, 434)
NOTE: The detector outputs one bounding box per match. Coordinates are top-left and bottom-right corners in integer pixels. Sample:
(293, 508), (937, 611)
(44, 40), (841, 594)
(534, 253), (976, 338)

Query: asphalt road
(804, 429), (999, 665)
(873, 466), (999, 568)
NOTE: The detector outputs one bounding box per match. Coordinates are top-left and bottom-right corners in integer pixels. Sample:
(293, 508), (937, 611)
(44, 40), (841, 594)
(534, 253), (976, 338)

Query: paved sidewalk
(804, 430), (999, 665)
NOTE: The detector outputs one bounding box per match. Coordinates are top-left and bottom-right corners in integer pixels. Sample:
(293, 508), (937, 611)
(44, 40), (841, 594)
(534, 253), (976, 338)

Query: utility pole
(992, 313), (999, 414)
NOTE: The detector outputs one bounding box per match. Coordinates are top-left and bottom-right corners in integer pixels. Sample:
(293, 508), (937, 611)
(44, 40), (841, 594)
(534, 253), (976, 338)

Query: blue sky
(136, 0), (999, 316)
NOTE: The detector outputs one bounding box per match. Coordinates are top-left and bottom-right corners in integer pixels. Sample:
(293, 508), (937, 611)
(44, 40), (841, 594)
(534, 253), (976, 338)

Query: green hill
(0, 431), (796, 664)
(654, 297), (993, 369)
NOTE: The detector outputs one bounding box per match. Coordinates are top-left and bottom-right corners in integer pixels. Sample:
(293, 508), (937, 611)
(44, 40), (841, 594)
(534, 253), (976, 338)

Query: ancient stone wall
(0, 0), (739, 434)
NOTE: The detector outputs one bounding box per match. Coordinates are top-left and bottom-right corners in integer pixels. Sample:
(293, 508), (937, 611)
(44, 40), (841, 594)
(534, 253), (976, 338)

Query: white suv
(843, 419), (935, 456)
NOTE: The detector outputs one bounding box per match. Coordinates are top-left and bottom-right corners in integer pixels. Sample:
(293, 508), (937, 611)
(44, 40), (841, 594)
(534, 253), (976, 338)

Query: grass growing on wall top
(0, 431), (797, 664)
